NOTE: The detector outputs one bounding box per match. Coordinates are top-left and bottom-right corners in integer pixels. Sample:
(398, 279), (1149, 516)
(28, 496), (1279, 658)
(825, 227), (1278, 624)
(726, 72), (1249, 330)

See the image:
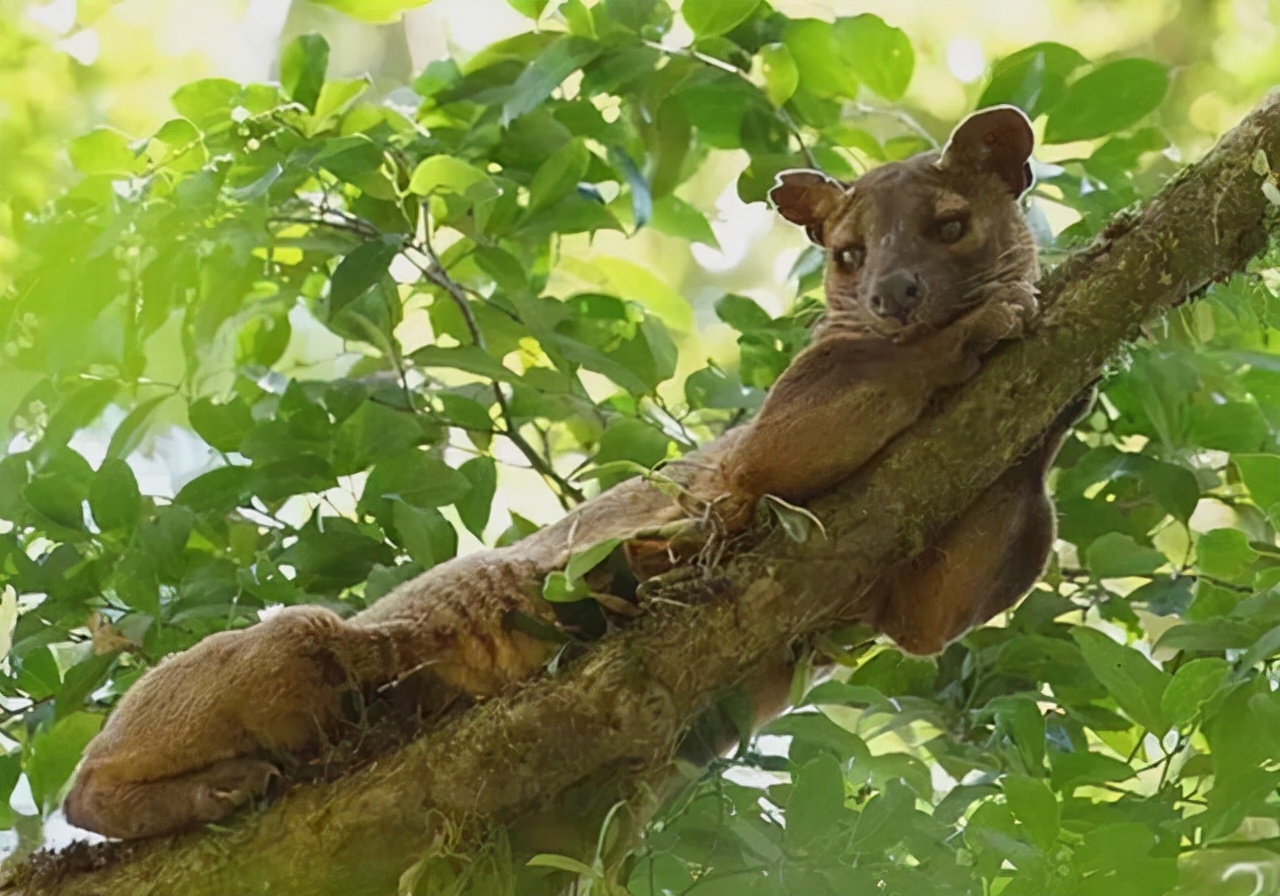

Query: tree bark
(6, 90), (1279, 896)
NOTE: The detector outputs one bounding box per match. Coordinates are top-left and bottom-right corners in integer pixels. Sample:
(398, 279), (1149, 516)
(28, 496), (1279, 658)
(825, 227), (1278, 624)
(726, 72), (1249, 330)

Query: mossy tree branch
(8, 91), (1279, 896)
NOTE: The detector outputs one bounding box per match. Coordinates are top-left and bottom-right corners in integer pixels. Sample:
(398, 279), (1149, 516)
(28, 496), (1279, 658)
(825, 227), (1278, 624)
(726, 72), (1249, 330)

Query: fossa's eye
(834, 246), (864, 268)
(937, 219), (966, 243)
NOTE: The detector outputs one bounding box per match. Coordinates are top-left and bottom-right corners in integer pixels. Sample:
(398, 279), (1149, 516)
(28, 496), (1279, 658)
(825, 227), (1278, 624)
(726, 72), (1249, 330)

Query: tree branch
(8, 90), (1278, 896)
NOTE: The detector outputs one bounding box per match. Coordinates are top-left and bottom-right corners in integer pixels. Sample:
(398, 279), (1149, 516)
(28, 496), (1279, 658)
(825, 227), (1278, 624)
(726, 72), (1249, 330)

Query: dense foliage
(1, 1), (1277, 893)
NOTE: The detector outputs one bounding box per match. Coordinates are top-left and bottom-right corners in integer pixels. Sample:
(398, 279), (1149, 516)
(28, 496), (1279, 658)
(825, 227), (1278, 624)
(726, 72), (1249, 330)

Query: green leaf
(456, 457), (496, 539)
(1155, 618), (1262, 652)
(271, 517), (393, 591)
(409, 156), (499, 229)
(979, 42), (1087, 117)
(475, 247), (530, 297)
(758, 43), (799, 107)
(557, 0), (595, 37)
(409, 155), (492, 197)
(715, 293), (774, 332)
(55, 651), (120, 718)
(106, 394), (176, 462)
(649, 195), (718, 247)
(146, 118), (205, 173)
(362, 451), (472, 511)
(526, 853), (596, 875)
(411, 345), (512, 381)
(188, 396), (254, 453)
(992, 696), (1047, 773)
(1084, 532), (1167, 578)
(1139, 458), (1200, 524)
(542, 570), (590, 604)
(849, 779), (915, 853)
(25, 711), (103, 814)
(15, 648), (62, 701)
(1044, 58), (1168, 143)
(306, 0), (428, 23)
(643, 101), (691, 201)
(235, 309), (290, 366)
(225, 163), (281, 204)
(1002, 776), (1060, 849)
(89, 459), (142, 533)
(784, 19), (858, 99)
(1237, 623), (1280, 674)
(833, 15), (914, 101)
(391, 502), (456, 568)
(41, 380), (119, 449)
(329, 235), (403, 318)
(766, 712), (868, 760)
(681, 0), (760, 37)
(608, 146), (652, 231)
(593, 257), (693, 332)
(564, 537), (624, 585)
(280, 33), (330, 113)
(24, 460), (92, 536)
(524, 193), (624, 236)
(1187, 401), (1269, 452)
(0, 752), (20, 826)
(1072, 824), (1178, 896)
(529, 139), (590, 212)
(312, 77), (370, 125)
(170, 78), (242, 128)
(502, 37), (602, 125)
(332, 400), (431, 474)
(593, 418), (671, 470)
(312, 135), (385, 184)
(1072, 627), (1171, 734)
(67, 128), (138, 176)
(507, 0), (549, 19)
(1048, 747), (1137, 791)
(785, 753), (846, 850)
(174, 465), (255, 513)
(1196, 528), (1260, 583)
(1234, 453), (1280, 512)
(1161, 657), (1229, 725)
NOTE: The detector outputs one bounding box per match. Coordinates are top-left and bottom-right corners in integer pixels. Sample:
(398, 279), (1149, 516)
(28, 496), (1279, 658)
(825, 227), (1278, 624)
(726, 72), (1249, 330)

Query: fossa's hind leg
(64, 757), (280, 840)
(875, 389), (1093, 654)
(64, 606), (407, 839)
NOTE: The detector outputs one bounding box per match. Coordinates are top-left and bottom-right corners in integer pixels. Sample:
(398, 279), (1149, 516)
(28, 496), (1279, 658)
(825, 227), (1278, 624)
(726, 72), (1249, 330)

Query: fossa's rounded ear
(769, 169), (847, 245)
(937, 105), (1035, 197)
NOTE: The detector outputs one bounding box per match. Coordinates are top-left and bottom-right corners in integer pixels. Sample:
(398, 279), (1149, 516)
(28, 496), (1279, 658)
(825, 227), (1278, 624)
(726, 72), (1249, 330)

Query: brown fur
(64, 107), (1074, 840)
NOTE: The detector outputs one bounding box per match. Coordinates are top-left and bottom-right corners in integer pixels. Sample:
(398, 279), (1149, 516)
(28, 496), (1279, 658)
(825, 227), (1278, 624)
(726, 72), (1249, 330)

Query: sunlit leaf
(1161, 657), (1228, 725)
(681, 0), (759, 37)
(834, 14), (914, 100)
(529, 139), (590, 212)
(502, 36), (602, 125)
(280, 33), (330, 112)
(980, 42), (1087, 116)
(67, 128), (138, 176)
(1044, 58), (1168, 143)
(25, 712), (103, 814)
(328, 234), (404, 317)
(1072, 627), (1171, 734)
(306, 0), (431, 23)
(758, 43), (799, 107)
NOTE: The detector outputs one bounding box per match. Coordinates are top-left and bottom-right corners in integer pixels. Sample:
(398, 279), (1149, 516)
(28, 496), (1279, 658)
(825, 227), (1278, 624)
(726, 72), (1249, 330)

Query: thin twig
(408, 230), (585, 507)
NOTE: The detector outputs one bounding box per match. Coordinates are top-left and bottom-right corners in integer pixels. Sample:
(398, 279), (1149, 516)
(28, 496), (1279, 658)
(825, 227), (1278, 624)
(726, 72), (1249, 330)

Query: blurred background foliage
(0, 1), (1278, 894)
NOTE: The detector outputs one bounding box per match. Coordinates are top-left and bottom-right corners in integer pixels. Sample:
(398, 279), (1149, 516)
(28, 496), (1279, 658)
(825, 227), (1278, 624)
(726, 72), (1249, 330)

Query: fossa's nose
(868, 270), (925, 322)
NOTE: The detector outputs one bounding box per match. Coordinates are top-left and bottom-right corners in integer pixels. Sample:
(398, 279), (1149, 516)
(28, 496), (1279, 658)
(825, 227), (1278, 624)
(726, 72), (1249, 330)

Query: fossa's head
(771, 106), (1038, 339)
